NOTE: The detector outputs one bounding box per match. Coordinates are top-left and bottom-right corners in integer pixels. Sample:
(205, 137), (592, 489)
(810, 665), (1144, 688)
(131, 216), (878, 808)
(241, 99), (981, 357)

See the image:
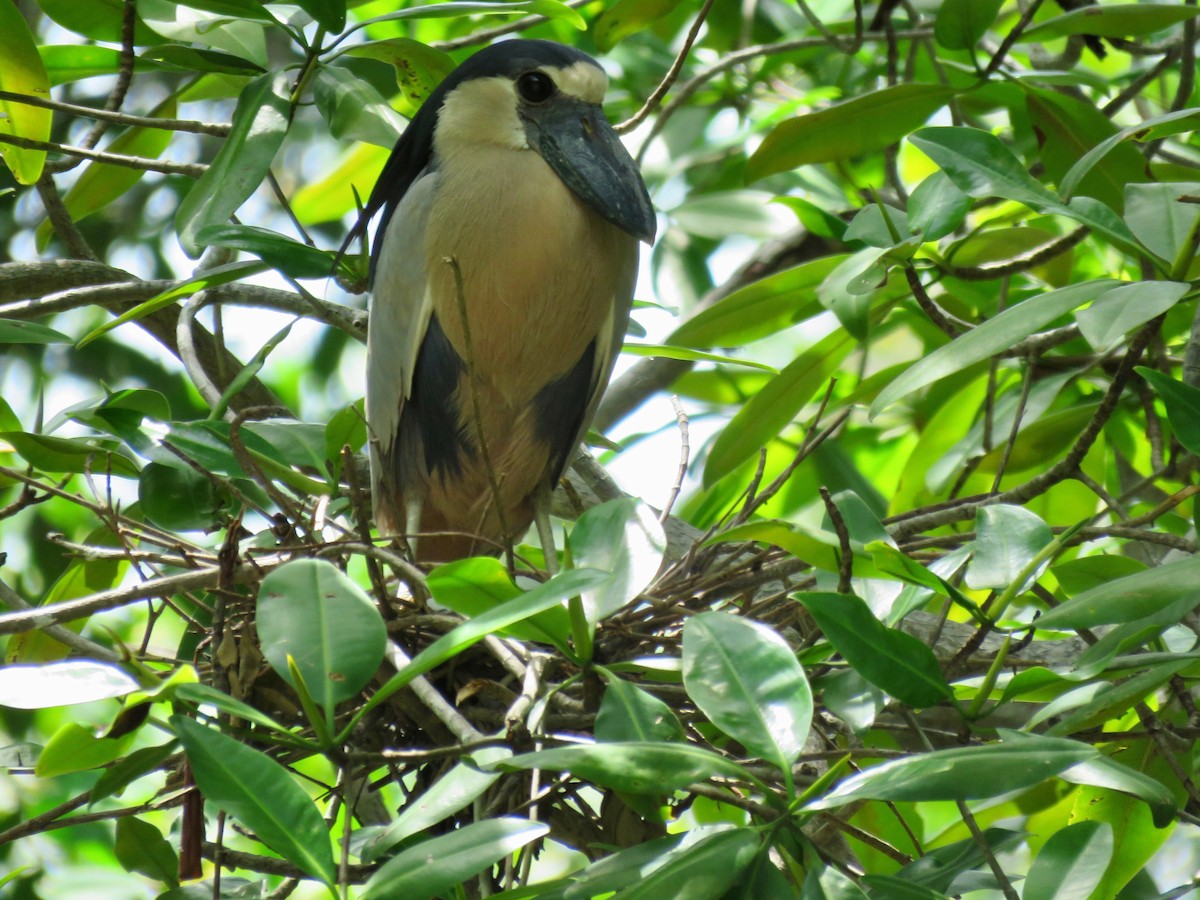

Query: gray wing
(367, 169), (439, 532)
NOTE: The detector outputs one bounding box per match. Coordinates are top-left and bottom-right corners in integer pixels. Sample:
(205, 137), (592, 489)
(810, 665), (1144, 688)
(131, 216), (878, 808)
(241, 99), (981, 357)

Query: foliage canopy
(1, 0), (1200, 897)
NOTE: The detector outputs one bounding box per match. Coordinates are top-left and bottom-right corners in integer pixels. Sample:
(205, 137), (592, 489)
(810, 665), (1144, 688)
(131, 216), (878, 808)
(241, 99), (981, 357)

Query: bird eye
(517, 71), (556, 103)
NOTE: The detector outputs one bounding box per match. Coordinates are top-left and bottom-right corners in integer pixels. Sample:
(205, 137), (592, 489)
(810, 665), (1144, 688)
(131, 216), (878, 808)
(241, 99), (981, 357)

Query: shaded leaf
(965, 504), (1052, 591)
(0, 0), (51, 184)
(1022, 3), (1200, 40)
(800, 592), (952, 709)
(934, 0), (1005, 49)
(596, 671), (685, 743)
(1035, 553), (1200, 629)
(570, 498), (666, 626)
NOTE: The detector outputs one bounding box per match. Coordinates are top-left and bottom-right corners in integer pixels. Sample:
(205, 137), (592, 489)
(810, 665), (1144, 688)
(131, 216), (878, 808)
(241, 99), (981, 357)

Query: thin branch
(0, 90), (231, 136)
(0, 131), (206, 176)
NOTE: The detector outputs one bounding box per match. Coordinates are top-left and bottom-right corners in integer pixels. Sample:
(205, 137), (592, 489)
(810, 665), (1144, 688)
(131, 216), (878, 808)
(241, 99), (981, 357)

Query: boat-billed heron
(360, 40), (656, 562)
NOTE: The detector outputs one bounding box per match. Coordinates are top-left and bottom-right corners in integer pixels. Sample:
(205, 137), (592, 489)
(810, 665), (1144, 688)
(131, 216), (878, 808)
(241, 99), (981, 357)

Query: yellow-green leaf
(0, 4), (52, 184)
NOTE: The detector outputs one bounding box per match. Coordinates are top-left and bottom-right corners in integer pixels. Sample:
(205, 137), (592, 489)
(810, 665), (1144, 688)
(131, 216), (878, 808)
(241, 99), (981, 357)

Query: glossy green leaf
(1059, 752), (1177, 824)
(36, 99), (177, 250)
(139, 0), (267, 64)
(257, 559), (387, 710)
(595, 671), (685, 743)
(934, 0), (1004, 49)
(670, 190), (791, 239)
(363, 818), (548, 900)
(1044, 660), (1190, 737)
(492, 741), (754, 795)
(171, 716), (335, 886)
(0, 0), (51, 184)
(682, 613), (812, 774)
(909, 126), (1059, 210)
(1077, 281), (1188, 351)
(800, 592), (951, 709)
(570, 497), (666, 626)
(965, 504), (1052, 591)
(1021, 3), (1200, 40)
(622, 343), (777, 372)
(428, 556), (571, 649)
(1035, 553), (1200, 629)
(195, 224), (342, 280)
(90, 741), (178, 804)
(560, 834), (684, 898)
(806, 734), (1098, 809)
(668, 258), (837, 349)
(0, 660), (139, 709)
(593, 0), (675, 50)
(748, 85), (957, 181)
(614, 828), (760, 900)
(176, 72), (290, 257)
(0, 319), (72, 344)
(313, 65), (404, 148)
(114, 816), (179, 887)
(870, 280), (1115, 415)
(892, 828), (1025, 893)
(358, 1), (585, 29)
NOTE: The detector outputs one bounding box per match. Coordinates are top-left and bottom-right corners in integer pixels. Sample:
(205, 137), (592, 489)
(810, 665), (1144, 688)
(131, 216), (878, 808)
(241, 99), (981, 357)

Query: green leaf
(668, 258), (837, 349)
(0, 319), (72, 344)
(313, 65), (404, 148)
(0, 431), (140, 477)
(909, 126), (1059, 210)
(347, 39), (455, 118)
(1025, 822), (1113, 900)
(36, 99), (177, 250)
(621, 343), (778, 372)
(428, 557), (571, 650)
(174, 683), (291, 734)
(1021, 3), (1200, 40)
(1139, 367), (1200, 457)
(90, 741), (178, 804)
(907, 171), (971, 241)
(569, 497), (667, 627)
(35, 722), (133, 777)
(1060, 109), (1200, 201)
(800, 592), (952, 709)
(593, 0), (675, 50)
(0, 0), (52, 184)
(76, 260), (268, 347)
(359, 743), (512, 861)
(670, 190), (790, 239)
(704, 324), (860, 486)
(748, 85), (957, 182)
(892, 828), (1025, 893)
(1034, 552), (1200, 629)
(176, 72), (290, 258)
(363, 818), (549, 900)
(1024, 87), (1149, 212)
(0, 662), (140, 710)
(293, 0), (344, 33)
(138, 461), (228, 532)
(38, 0), (159, 42)
(170, 716), (335, 887)
(806, 734), (1098, 809)
(1076, 281), (1188, 351)
(613, 828), (761, 900)
(682, 613), (812, 776)
(870, 279), (1115, 415)
(559, 834), (684, 898)
(492, 741), (755, 795)
(1059, 753), (1177, 825)
(139, 0), (267, 64)
(934, 0), (1005, 49)
(1124, 182), (1200, 264)
(257, 559), (387, 711)
(356, 568), (609, 725)
(195, 224), (342, 280)
(965, 504), (1052, 591)
(595, 671), (685, 743)
(114, 816), (179, 887)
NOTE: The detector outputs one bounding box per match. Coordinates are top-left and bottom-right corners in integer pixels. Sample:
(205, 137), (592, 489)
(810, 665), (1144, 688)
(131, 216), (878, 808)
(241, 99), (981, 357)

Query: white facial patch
(549, 61), (608, 104)
(435, 77), (528, 151)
